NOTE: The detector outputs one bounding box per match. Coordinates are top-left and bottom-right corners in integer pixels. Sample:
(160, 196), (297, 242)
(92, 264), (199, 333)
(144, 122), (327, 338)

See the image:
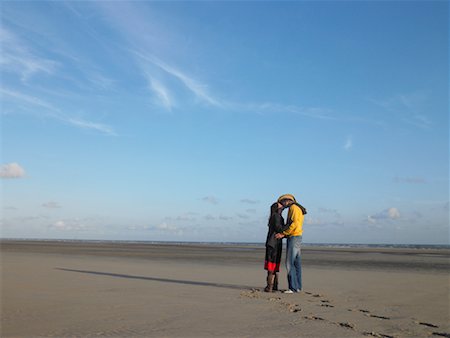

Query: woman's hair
(268, 202), (279, 225)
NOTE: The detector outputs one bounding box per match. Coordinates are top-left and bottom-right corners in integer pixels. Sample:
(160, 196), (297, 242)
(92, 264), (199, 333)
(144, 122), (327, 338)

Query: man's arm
(282, 205), (303, 236)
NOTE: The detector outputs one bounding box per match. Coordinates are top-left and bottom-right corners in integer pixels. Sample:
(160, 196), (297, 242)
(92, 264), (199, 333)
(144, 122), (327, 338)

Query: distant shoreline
(1, 238), (449, 249)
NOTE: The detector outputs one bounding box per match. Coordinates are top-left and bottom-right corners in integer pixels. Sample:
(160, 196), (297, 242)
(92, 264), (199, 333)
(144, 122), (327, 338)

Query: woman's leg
(264, 271), (275, 292)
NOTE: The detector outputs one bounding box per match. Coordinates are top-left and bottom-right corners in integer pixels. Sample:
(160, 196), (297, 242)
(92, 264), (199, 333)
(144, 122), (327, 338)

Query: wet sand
(1, 240), (449, 337)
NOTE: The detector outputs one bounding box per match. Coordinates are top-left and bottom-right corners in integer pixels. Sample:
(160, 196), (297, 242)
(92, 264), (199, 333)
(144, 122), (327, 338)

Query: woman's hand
(275, 233), (285, 239)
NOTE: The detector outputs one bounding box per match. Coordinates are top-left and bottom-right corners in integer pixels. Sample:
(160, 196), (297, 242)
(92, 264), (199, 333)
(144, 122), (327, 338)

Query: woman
(264, 201), (285, 292)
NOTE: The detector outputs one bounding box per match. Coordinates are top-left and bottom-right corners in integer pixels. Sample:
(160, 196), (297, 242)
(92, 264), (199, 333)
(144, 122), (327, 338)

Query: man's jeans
(286, 235), (302, 291)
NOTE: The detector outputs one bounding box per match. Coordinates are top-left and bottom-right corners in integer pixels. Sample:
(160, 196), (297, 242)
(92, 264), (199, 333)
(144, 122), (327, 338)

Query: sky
(1, 1), (448, 245)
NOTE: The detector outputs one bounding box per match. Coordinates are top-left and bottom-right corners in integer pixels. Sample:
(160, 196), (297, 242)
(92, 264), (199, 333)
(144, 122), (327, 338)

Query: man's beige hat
(277, 194), (296, 202)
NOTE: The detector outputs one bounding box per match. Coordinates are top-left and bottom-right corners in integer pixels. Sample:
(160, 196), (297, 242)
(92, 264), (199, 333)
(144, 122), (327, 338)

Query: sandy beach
(1, 240), (449, 337)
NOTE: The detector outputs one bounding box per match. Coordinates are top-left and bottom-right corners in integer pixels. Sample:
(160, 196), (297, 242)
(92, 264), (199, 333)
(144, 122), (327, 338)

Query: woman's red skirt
(264, 245), (282, 272)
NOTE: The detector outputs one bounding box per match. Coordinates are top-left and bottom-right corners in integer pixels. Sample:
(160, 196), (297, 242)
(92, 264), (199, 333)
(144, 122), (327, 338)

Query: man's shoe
(283, 289), (294, 294)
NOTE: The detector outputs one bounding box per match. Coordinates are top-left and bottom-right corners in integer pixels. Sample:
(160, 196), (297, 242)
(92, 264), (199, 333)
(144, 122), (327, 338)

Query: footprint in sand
(304, 315), (325, 321)
(288, 304), (301, 313)
(363, 332), (394, 338)
(432, 332), (450, 337)
(337, 322), (356, 329)
(367, 314), (390, 320)
(351, 308), (390, 320)
(414, 321), (439, 328)
(321, 303), (335, 308)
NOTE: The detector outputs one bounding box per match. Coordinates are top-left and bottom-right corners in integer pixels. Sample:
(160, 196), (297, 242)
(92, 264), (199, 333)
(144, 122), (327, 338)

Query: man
(275, 194), (305, 293)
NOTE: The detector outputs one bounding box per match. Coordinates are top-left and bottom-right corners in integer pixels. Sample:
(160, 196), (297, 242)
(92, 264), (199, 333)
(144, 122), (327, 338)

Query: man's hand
(275, 233), (285, 239)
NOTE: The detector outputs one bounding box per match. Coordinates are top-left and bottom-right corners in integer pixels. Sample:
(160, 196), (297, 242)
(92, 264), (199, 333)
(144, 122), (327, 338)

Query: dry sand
(1, 240), (449, 337)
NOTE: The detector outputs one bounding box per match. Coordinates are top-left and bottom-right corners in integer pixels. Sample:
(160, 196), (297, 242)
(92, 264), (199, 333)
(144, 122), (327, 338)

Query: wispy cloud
(148, 76), (173, 110)
(1, 88), (116, 135)
(133, 51), (222, 108)
(236, 213), (250, 219)
(305, 216), (344, 227)
(393, 176), (427, 184)
(68, 118), (116, 136)
(42, 201), (62, 209)
(318, 207), (341, 218)
(369, 91), (432, 129)
(201, 196), (219, 205)
(133, 48), (343, 122)
(240, 198), (260, 204)
(0, 27), (59, 82)
(0, 162), (26, 178)
(241, 102), (336, 120)
(92, 3), (347, 122)
(344, 135), (352, 151)
(1, 88), (59, 113)
(149, 56), (222, 107)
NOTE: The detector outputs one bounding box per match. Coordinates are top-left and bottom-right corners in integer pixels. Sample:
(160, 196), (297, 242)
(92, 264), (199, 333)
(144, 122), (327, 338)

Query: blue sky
(1, 1), (448, 244)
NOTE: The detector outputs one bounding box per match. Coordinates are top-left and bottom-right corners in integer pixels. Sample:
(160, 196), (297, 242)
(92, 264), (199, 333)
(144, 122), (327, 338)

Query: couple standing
(264, 194), (306, 293)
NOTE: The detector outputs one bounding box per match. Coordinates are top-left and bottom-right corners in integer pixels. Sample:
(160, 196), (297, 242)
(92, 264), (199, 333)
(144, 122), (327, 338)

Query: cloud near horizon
(0, 162), (26, 178)
(367, 207), (401, 224)
(240, 198), (260, 204)
(50, 219), (87, 231)
(42, 201), (62, 209)
(201, 196), (219, 205)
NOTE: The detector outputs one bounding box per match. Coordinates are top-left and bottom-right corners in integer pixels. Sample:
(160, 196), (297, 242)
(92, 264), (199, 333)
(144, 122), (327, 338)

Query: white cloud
(367, 207), (401, 224)
(154, 222), (183, 235)
(0, 162), (26, 178)
(52, 220), (67, 229)
(50, 219), (87, 231)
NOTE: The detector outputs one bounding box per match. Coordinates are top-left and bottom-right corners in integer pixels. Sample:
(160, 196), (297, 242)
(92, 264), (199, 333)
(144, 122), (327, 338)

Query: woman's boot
(273, 273), (278, 291)
(264, 272), (275, 292)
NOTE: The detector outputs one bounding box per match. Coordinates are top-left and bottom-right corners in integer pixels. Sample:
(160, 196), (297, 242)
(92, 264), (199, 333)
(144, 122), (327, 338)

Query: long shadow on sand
(56, 268), (258, 290)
